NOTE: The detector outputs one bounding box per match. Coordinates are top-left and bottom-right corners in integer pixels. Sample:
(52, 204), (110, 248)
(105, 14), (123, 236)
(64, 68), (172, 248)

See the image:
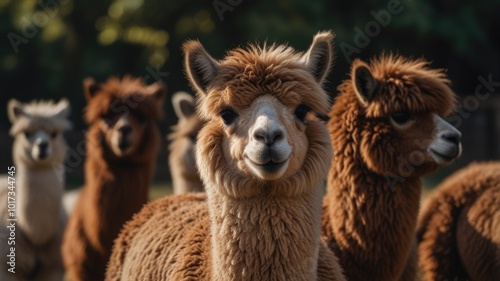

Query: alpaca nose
(39, 141), (48, 151)
(118, 125), (132, 136)
(253, 127), (284, 146)
(440, 130), (461, 146)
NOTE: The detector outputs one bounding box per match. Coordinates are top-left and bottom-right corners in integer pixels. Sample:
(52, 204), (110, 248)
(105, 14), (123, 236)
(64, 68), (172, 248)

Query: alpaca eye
(390, 112), (412, 125)
(24, 132), (31, 139)
(294, 104), (309, 122)
(51, 131), (58, 138)
(220, 108), (238, 126)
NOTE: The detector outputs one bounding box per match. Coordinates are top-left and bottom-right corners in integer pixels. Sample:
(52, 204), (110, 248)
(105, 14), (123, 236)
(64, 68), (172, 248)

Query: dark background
(1, 0), (499, 189)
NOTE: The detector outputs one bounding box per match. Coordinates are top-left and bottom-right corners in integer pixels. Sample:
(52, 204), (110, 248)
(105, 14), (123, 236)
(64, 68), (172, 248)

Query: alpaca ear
(53, 98), (71, 118)
(83, 78), (100, 101)
(303, 31), (334, 84)
(352, 61), (377, 105)
(172, 91), (196, 119)
(183, 40), (220, 96)
(7, 99), (25, 123)
(148, 82), (167, 104)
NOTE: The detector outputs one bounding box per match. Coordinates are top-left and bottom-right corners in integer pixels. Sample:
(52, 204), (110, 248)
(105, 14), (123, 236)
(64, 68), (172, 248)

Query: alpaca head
(8, 99), (71, 168)
(83, 76), (165, 158)
(168, 91), (205, 178)
(343, 54), (461, 178)
(184, 31), (334, 198)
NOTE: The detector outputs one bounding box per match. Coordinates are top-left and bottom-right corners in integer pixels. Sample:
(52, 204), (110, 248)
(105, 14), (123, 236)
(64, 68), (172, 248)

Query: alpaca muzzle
(244, 131), (291, 178)
(33, 137), (51, 160)
(429, 115), (462, 164)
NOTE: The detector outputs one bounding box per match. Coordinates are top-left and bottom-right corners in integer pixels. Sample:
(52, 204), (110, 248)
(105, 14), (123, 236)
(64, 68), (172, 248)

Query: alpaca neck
(16, 163), (64, 246)
(82, 126), (156, 220)
(82, 150), (153, 251)
(324, 94), (421, 279)
(326, 161), (421, 279)
(208, 186), (323, 281)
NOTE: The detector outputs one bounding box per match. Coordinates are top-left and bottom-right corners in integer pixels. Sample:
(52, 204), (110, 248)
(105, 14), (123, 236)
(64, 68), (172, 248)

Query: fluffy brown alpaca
(62, 76), (165, 281)
(321, 54), (462, 281)
(417, 161), (500, 281)
(168, 91), (205, 194)
(106, 31), (346, 281)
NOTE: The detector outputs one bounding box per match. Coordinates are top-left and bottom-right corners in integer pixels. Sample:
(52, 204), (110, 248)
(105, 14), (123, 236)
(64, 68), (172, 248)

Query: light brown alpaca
(168, 91), (205, 194)
(62, 76), (165, 281)
(0, 99), (71, 281)
(417, 161), (500, 281)
(321, 54), (462, 281)
(106, 31), (346, 281)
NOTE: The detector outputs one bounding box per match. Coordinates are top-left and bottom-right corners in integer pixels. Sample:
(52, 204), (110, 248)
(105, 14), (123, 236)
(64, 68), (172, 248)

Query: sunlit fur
(417, 161), (500, 281)
(62, 76), (164, 281)
(168, 91), (205, 194)
(0, 99), (71, 281)
(107, 31), (346, 281)
(322, 54), (460, 281)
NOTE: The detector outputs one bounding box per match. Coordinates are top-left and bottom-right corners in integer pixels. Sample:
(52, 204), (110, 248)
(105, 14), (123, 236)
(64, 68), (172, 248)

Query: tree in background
(1, 0), (499, 179)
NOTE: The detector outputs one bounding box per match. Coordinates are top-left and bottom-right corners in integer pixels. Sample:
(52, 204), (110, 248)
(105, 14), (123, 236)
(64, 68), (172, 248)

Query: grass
(149, 181), (173, 200)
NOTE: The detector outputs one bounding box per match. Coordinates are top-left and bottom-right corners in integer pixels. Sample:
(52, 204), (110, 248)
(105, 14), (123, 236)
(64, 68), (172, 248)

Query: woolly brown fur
(417, 161), (500, 281)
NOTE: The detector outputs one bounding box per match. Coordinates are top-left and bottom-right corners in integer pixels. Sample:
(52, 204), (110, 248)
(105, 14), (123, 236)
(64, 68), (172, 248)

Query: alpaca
(321, 54), (462, 281)
(168, 91), (205, 194)
(106, 31), (346, 281)
(62, 76), (165, 281)
(0, 99), (71, 281)
(417, 161), (500, 281)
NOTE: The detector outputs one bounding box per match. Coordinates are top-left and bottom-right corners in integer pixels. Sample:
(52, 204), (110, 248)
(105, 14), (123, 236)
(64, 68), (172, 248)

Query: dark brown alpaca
(417, 161), (500, 281)
(322, 54), (462, 281)
(62, 76), (165, 281)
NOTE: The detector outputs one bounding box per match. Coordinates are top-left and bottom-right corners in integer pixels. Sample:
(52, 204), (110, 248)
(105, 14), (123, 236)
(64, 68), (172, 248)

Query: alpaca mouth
(245, 156), (289, 174)
(430, 148), (459, 164)
(118, 140), (131, 151)
(38, 151), (48, 160)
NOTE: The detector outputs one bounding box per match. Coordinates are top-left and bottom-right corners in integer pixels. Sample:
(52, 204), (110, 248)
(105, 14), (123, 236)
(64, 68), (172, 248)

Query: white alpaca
(0, 99), (71, 281)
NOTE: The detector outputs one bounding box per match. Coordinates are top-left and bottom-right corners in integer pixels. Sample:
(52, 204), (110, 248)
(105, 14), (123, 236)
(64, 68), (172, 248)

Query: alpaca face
(83, 77), (165, 159)
(225, 95), (306, 180)
(100, 111), (147, 157)
(24, 130), (57, 161)
(8, 99), (71, 168)
(350, 56), (461, 177)
(184, 32), (334, 197)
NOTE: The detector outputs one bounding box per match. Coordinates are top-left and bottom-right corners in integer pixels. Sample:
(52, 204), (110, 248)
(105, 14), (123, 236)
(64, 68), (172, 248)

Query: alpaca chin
(244, 156), (290, 180)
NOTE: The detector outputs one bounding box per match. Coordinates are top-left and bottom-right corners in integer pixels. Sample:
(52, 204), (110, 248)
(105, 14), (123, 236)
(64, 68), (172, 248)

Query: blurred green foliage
(1, 0), (499, 179)
(1, 0), (499, 130)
